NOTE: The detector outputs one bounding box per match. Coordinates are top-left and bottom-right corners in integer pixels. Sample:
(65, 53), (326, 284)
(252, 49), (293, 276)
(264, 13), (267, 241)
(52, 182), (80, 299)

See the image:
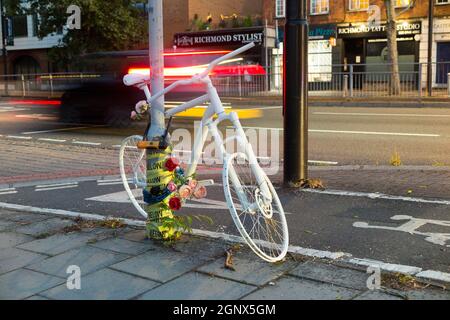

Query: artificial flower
(165, 157), (180, 172)
(130, 111), (138, 120)
(188, 179), (198, 190)
(169, 197), (182, 211)
(135, 100), (149, 114)
(167, 181), (177, 193)
(194, 186), (208, 199)
(179, 185), (192, 199)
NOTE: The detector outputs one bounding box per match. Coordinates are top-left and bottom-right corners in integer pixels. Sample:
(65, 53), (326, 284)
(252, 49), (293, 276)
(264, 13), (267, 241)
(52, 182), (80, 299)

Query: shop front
(337, 21), (421, 88)
(432, 18), (450, 86)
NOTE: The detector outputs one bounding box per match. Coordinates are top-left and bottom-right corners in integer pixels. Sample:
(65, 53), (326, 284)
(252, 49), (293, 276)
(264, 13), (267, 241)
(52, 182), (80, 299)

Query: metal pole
(0, 0), (8, 96)
(447, 73), (450, 97)
(148, 0), (166, 138)
(427, 0), (434, 97)
(283, 0), (308, 186)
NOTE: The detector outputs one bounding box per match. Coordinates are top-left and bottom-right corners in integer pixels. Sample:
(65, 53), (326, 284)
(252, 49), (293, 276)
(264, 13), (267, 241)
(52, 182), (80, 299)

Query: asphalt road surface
(0, 99), (449, 274)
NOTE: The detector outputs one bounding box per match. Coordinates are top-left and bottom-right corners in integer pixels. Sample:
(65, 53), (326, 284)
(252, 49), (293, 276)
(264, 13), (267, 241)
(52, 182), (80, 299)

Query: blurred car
(59, 49), (266, 127)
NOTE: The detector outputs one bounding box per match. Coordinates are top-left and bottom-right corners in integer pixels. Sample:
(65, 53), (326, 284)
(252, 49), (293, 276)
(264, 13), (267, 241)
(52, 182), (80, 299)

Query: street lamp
(283, 0), (309, 186)
(427, 0), (434, 96)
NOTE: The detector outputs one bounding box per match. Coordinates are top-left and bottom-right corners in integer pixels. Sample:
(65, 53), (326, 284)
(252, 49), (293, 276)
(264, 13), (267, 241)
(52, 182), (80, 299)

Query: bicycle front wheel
(223, 152), (289, 262)
(119, 135), (148, 219)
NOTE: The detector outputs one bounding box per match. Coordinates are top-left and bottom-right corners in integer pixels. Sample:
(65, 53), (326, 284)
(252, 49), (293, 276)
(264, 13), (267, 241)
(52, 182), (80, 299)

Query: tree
(9, 0), (148, 71)
(384, 0), (401, 95)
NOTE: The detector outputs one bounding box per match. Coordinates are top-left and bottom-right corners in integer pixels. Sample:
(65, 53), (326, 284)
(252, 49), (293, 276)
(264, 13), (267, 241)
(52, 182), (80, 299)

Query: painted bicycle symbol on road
(354, 215), (450, 247)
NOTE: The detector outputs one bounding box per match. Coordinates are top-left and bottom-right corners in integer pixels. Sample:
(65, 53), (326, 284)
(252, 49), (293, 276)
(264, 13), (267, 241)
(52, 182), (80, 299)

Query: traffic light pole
(283, 0), (309, 186)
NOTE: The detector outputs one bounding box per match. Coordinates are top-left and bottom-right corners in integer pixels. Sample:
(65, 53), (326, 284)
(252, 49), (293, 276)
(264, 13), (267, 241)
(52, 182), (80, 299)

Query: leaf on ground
(225, 249), (236, 271)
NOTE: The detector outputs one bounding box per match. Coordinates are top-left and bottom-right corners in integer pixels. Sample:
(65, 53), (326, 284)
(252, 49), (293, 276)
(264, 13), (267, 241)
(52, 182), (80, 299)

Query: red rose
(165, 157), (180, 172)
(169, 197), (182, 211)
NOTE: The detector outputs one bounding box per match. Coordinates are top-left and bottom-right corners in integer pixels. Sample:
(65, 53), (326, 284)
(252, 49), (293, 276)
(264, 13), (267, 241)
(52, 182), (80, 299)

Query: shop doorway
(343, 38), (365, 89)
(436, 42), (450, 85)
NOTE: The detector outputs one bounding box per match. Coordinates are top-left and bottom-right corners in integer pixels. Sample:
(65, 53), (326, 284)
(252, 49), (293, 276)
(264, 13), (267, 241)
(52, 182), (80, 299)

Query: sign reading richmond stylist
(174, 28), (264, 48)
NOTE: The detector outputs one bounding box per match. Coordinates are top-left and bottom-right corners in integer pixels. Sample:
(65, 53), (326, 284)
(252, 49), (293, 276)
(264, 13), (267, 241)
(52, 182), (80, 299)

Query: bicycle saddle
(123, 74), (150, 87)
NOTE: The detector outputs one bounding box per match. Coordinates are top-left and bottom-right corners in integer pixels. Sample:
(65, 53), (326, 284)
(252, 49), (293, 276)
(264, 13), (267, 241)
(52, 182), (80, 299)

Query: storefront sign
(309, 24), (337, 40)
(174, 28), (264, 48)
(337, 21), (421, 38)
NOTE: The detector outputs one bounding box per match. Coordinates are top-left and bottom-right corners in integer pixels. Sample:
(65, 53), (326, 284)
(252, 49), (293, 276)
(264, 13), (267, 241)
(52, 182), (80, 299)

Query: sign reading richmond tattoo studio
(174, 27), (264, 48)
(337, 21), (422, 39)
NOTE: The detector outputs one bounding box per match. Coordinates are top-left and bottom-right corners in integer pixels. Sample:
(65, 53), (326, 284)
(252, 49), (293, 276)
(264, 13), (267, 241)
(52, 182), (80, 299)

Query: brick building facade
(263, 0), (450, 87)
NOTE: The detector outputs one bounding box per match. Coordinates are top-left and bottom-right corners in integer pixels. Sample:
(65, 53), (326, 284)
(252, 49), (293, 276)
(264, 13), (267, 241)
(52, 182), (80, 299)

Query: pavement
(1, 209), (449, 300)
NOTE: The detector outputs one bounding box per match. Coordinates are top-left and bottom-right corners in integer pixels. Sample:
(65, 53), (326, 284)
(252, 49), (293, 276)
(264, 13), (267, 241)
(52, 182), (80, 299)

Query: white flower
(135, 101), (149, 114)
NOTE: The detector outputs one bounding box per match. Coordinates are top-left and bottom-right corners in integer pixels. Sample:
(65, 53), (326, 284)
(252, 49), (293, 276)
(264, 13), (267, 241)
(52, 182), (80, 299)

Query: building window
(395, 0), (411, 7)
(311, 0), (329, 15)
(436, 0), (450, 4)
(349, 0), (369, 11)
(13, 15), (28, 38)
(275, 0), (286, 18)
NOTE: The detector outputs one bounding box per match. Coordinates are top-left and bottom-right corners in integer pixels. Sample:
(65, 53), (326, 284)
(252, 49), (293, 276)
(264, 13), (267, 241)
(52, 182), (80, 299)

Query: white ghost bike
(119, 42), (289, 262)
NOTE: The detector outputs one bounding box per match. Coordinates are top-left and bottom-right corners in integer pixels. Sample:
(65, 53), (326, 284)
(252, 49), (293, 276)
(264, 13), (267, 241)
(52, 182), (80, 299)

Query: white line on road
(72, 141), (102, 146)
(232, 126), (440, 137)
(6, 135), (33, 140)
(303, 188), (450, 205)
(35, 182), (79, 189)
(35, 185), (79, 192)
(2, 201), (448, 283)
(22, 126), (103, 135)
(37, 138), (67, 143)
(314, 112), (450, 118)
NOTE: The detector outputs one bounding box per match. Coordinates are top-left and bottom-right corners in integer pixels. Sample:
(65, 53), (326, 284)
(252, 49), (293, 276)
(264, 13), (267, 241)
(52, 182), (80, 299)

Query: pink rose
(188, 179), (198, 190)
(130, 111), (138, 120)
(179, 185), (192, 199)
(194, 186), (207, 199)
(167, 181), (177, 193)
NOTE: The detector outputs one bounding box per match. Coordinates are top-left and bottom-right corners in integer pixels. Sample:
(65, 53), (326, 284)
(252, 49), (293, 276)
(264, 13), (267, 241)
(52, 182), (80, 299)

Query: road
(0, 99), (449, 275)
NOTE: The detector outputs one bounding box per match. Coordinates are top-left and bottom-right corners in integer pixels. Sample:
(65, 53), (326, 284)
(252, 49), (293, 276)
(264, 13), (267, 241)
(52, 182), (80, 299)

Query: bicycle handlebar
(148, 42), (256, 104)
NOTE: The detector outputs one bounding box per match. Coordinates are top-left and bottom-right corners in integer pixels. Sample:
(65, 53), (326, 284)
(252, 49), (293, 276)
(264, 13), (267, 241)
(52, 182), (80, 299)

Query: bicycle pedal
(198, 179), (214, 187)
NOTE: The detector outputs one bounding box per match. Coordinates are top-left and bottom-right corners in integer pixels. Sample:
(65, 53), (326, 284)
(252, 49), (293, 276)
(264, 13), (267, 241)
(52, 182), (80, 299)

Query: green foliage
(10, 0), (148, 70)
(242, 15), (253, 28)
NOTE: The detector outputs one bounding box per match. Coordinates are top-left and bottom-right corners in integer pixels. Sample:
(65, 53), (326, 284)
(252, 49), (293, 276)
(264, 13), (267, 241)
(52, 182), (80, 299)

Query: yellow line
(174, 108), (262, 119)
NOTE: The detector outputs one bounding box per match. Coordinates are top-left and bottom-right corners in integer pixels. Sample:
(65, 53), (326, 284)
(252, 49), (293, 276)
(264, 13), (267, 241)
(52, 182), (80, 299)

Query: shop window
(308, 40), (332, 82)
(13, 56), (42, 75)
(436, 42), (450, 85)
(311, 0), (329, 15)
(349, 0), (369, 11)
(13, 15), (28, 38)
(275, 0), (286, 18)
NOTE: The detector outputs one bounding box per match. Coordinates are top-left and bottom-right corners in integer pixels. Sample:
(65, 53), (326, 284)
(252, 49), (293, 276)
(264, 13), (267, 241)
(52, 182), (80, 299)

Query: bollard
(448, 73), (450, 98)
(343, 75), (349, 98)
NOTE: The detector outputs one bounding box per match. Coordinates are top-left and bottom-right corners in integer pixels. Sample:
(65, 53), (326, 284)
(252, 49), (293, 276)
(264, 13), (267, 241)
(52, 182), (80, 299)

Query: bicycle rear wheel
(223, 152), (289, 262)
(119, 135), (148, 219)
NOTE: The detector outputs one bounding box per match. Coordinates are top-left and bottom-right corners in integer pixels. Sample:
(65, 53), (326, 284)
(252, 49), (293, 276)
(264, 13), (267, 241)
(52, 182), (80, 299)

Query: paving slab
(27, 246), (130, 278)
(139, 272), (256, 300)
(15, 218), (76, 237)
(242, 276), (360, 300)
(25, 295), (50, 300)
(0, 247), (48, 275)
(0, 220), (17, 232)
(40, 268), (159, 300)
(0, 232), (34, 249)
(198, 251), (298, 286)
(289, 261), (370, 290)
(0, 212), (50, 223)
(90, 238), (154, 256)
(170, 236), (229, 258)
(110, 250), (210, 283)
(120, 229), (149, 243)
(17, 232), (96, 256)
(0, 269), (64, 300)
(353, 290), (404, 300)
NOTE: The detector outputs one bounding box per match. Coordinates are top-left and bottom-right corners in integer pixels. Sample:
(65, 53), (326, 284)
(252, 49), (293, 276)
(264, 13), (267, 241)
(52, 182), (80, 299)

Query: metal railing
(1, 62), (450, 99)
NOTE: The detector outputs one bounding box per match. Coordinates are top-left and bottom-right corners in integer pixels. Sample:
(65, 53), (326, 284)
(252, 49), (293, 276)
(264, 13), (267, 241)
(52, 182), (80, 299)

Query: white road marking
(354, 215), (450, 247)
(35, 182), (79, 189)
(302, 188), (450, 205)
(37, 138), (67, 143)
(232, 126), (440, 138)
(72, 141), (102, 146)
(309, 160), (339, 165)
(314, 111), (450, 118)
(6, 135), (33, 140)
(36, 185), (79, 192)
(22, 126), (101, 135)
(2, 201), (446, 282)
(0, 188), (17, 195)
